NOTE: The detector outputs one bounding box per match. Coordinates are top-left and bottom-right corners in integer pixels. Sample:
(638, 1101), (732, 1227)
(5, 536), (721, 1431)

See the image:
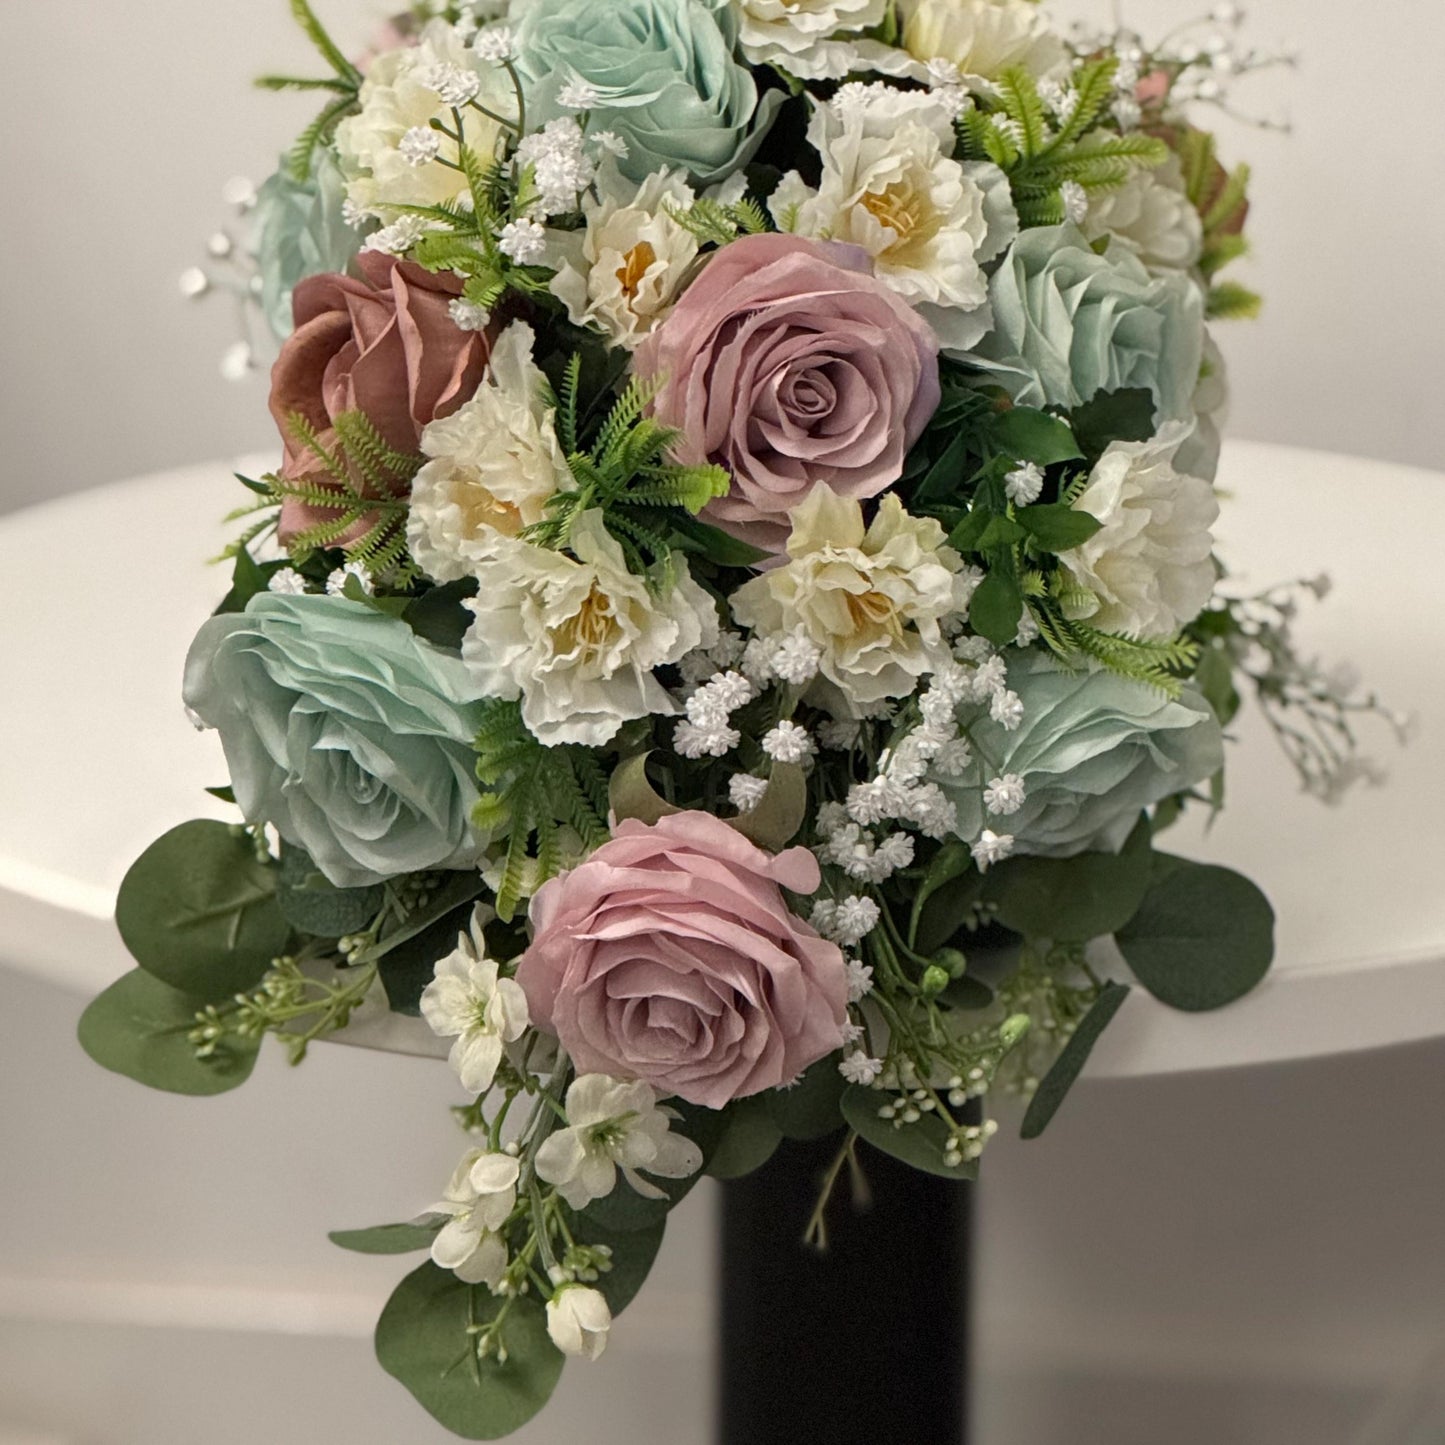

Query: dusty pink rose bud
(268, 252), (491, 544)
(634, 232), (941, 553)
(516, 811), (849, 1109)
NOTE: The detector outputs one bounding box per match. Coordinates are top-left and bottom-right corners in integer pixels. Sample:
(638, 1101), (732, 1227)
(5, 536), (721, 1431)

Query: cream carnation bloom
(771, 87), (1012, 351)
(731, 487), (969, 709)
(735, 0), (888, 80)
(549, 163), (702, 351)
(1083, 156), (1204, 273)
(461, 513), (719, 746)
(1059, 420), (1220, 640)
(859, 0), (1066, 88)
(407, 323), (573, 581)
(336, 19), (514, 217)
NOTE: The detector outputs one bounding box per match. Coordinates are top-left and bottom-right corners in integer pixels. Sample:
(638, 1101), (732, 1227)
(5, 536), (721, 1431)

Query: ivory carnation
(1083, 156), (1204, 273)
(460, 513), (718, 747)
(888, 0), (1065, 86)
(731, 487), (970, 710)
(516, 812), (848, 1108)
(1059, 421), (1220, 640)
(735, 0), (887, 80)
(407, 322), (573, 581)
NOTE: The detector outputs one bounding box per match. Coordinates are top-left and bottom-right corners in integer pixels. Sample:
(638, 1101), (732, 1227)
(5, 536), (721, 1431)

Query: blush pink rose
(268, 251), (491, 544)
(633, 232), (941, 553)
(516, 811), (848, 1109)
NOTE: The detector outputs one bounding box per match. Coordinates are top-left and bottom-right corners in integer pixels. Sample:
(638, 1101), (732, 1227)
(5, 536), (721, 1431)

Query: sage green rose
(251, 151), (362, 343)
(183, 595), (487, 888)
(512, 0), (781, 184)
(973, 222), (1204, 424)
(941, 652), (1223, 857)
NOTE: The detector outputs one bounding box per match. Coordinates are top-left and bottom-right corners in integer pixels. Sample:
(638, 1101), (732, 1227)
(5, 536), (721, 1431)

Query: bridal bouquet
(79, 0), (1393, 1435)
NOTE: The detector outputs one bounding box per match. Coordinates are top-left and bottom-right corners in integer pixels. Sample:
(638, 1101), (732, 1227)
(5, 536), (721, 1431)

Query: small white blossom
(557, 78), (601, 111)
(904, 782), (957, 839)
(740, 635), (778, 686)
(364, 214), (432, 256)
(845, 958), (875, 1002)
(472, 25), (515, 63)
(1112, 96), (1143, 130)
(326, 561), (373, 596)
(1005, 461), (1046, 507)
(876, 832), (915, 872)
(834, 895), (882, 946)
(267, 568), (307, 595)
(971, 829), (1015, 870)
(992, 114), (1025, 147)
(954, 635), (995, 665)
(839, 1051), (884, 1085)
(547, 1286), (611, 1360)
(729, 774), (769, 813)
(847, 778), (907, 826)
(770, 628), (824, 686)
(815, 801), (850, 838)
(589, 130), (630, 159)
(423, 61), (483, 107)
(536, 1075), (703, 1209)
(399, 125), (444, 167)
(763, 720), (815, 764)
(841, 1019), (866, 1046)
(430, 1148), (520, 1288)
(990, 689), (1025, 731)
(498, 217), (547, 264)
(932, 737), (973, 776)
(1060, 179), (1090, 225)
(516, 117), (595, 214)
(448, 297), (492, 332)
(341, 196), (370, 229)
(983, 773), (1027, 816)
(673, 720), (739, 759)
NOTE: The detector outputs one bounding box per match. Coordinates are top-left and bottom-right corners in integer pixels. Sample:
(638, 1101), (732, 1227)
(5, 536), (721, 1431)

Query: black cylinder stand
(718, 1133), (970, 1445)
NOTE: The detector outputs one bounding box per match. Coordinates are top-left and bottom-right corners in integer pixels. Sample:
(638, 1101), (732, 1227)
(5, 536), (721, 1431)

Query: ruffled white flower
(461, 512), (718, 747)
(549, 162), (702, 350)
(732, 488), (970, 712)
(535, 1075), (704, 1210)
(1059, 420), (1220, 640)
(421, 906), (530, 1093)
(408, 323), (572, 583)
(735, 0), (887, 80)
(547, 1286), (612, 1360)
(771, 88), (1013, 352)
(336, 20), (515, 217)
(1082, 156), (1204, 273)
(862, 0), (1066, 89)
(429, 1148), (520, 1287)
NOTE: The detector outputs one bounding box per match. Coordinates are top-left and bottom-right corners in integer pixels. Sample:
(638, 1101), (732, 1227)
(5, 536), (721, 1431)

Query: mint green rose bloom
(973, 222), (1204, 424)
(512, 0), (781, 184)
(183, 596), (487, 888)
(251, 151), (362, 343)
(942, 652), (1223, 857)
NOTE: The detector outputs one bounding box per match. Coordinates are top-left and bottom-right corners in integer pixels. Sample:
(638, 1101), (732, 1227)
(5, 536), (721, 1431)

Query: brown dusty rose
(515, 811), (848, 1108)
(633, 232), (941, 552)
(268, 251), (490, 543)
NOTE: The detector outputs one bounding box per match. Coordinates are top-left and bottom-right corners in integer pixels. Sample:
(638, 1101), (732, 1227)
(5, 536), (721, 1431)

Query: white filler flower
(547, 1285), (612, 1360)
(535, 1074), (704, 1209)
(429, 1148), (521, 1287)
(461, 512), (718, 747)
(420, 905), (530, 1093)
(408, 322), (574, 581)
(1059, 420), (1220, 640)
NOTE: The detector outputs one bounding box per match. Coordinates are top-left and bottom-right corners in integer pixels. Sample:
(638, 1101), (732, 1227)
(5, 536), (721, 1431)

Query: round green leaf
(567, 1211), (666, 1315)
(277, 844), (384, 940)
(375, 1263), (563, 1441)
(768, 1055), (846, 1141)
(116, 820), (290, 1000)
(840, 1086), (978, 1182)
(1116, 855), (1275, 1011)
(329, 1221), (443, 1255)
(77, 969), (259, 1096)
(1020, 981), (1130, 1139)
(706, 1095), (783, 1180)
(968, 569), (1025, 647)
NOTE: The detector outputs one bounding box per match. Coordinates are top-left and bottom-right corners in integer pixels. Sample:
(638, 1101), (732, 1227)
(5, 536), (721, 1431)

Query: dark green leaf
(405, 578), (480, 650)
(215, 547), (283, 616)
(1115, 854), (1275, 1011)
(115, 821), (290, 1001)
(941, 973), (995, 1010)
(1017, 502), (1103, 553)
(277, 843), (385, 939)
(947, 507), (991, 552)
(706, 1095), (784, 1180)
(968, 570), (1025, 647)
(566, 1211), (666, 1315)
(1193, 644), (1241, 726)
(841, 1087), (978, 1181)
(912, 430), (975, 508)
(77, 969), (259, 1096)
(204, 785), (237, 805)
(1070, 387), (1156, 457)
(909, 840), (976, 949)
(668, 514), (771, 568)
(914, 866), (989, 956)
(768, 1054), (846, 1141)
(991, 408), (1083, 465)
(330, 1220), (443, 1255)
(375, 1264), (563, 1440)
(377, 903), (475, 1016)
(985, 813), (1154, 942)
(976, 515), (1027, 550)
(1020, 981), (1130, 1139)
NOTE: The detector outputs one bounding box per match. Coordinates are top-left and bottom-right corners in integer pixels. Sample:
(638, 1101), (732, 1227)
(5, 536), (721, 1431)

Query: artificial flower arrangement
(80, 0), (1397, 1436)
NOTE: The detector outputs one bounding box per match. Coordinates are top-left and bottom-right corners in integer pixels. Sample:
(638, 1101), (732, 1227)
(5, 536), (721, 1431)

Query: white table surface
(1, 441), (1441, 1078)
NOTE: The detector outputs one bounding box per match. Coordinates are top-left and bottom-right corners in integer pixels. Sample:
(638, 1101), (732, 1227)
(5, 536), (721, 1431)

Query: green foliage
(115, 821), (290, 1001)
(277, 843), (386, 939)
(564, 1211), (667, 1315)
(1069, 387), (1157, 458)
(1020, 981), (1131, 1138)
(330, 1221), (444, 1255)
(375, 1264), (564, 1440)
(840, 1087), (979, 1182)
(1031, 606), (1200, 696)
(705, 1096), (785, 1179)
(665, 195), (773, 246)
(403, 578), (481, 650)
(1207, 280), (1263, 320)
(1116, 853), (1275, 1010)
(214, 544), (286, 616)
(768, 1054), (847, 1141)
(78, 970), (261, 1096)
(376, 899), (478, 1015)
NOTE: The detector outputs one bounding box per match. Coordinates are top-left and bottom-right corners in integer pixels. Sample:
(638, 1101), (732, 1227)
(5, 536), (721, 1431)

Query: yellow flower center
(615, 242), (657, 302)
(457, 472), (524, 538)
(859, 177), (940, 260)
(844, 586), (904, 640)
(551, 583), (620, 662)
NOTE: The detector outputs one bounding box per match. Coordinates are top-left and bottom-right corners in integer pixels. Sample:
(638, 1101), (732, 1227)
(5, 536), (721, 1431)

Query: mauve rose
(268, 251), (490, 543)
(634, 232), (941, 552)
(516, 811), (848, 1108)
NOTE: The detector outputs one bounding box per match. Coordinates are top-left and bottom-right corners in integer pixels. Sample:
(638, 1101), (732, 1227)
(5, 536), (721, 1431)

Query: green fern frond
(557, 354), (583, 455)
(289, 0), (362, 86)
(1207, 281), (1262, 320)
(997, 67), (1049, 158)
(287, 93), (358, 183)
(1049, 58), (1118, 149)
(1178, 128), (1218, 208)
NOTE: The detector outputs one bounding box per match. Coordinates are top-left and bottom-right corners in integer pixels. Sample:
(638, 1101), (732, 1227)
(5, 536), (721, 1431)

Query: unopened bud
(921, 965), (951, 997)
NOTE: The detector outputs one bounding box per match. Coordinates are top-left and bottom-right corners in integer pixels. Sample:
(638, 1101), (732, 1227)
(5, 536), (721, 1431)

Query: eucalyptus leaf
(330, 1220), (443, 1255)
(405, 578), (480, 650)
(913, 867), (989, 956)
(77, 969), (259, 1096)
(1116, 854), (1274, 1011)
(1017, 503), (1103, 553)
(277, 843), (384, 939)
(608, 753), (681, 827)
(706, 1095), (784, 1180)
(115, 820), (291, 1001)
(1020, 981), (1131, 1139)
(991, 407), (1083, 465)
(566, 1211), (666, 1315)
(1070, 387), (1156, 457)
(841, 1086), (978, 1182)
(375, 1264), (563, 1440)
(728, 763), (807, 852)
(769, 1055), (846, 1141)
